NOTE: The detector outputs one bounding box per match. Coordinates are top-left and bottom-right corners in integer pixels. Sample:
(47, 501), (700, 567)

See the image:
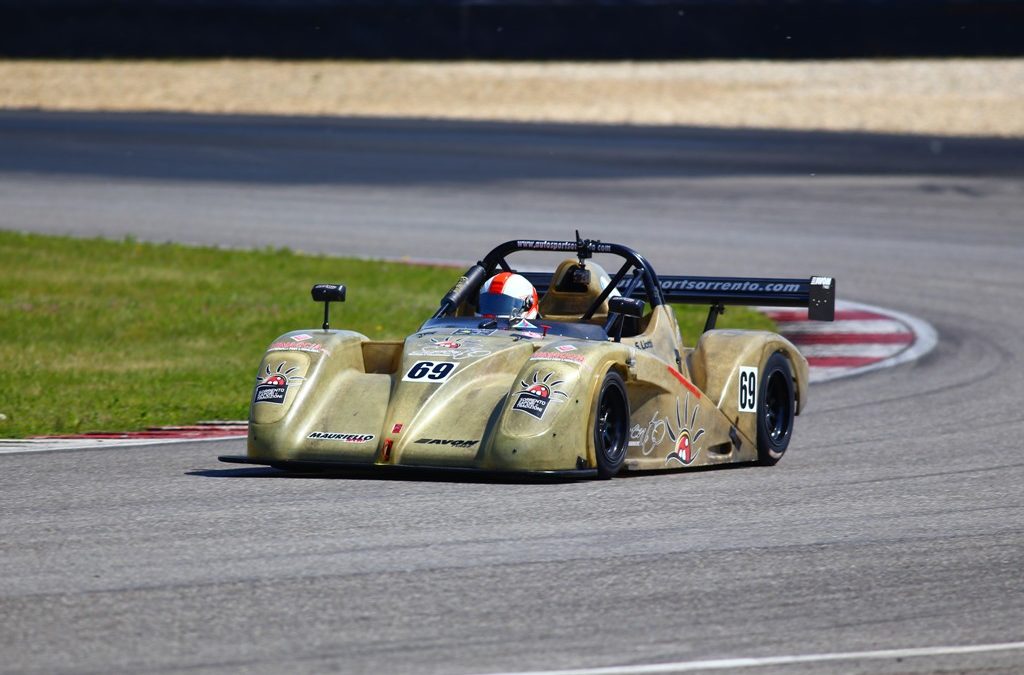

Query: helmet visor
(478, 292), (525, 318)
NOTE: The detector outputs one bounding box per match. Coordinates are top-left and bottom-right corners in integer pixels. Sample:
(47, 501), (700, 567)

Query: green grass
(0, 232), (774, 437)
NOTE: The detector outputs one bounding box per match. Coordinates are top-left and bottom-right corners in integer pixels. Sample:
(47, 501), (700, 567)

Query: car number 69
(403, 360), (459, 382)
(738, 366), (758, 413)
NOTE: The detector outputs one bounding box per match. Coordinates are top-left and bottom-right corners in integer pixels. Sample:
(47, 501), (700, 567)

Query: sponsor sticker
(530, 351), (585, 365)
(512, 371), (568, 420)
(628, 422), (643, 446)
(634, 339), (654, 350)
(515, 239), (612, 253)
(307, 432), (375, 443)
(738, 366), (758, 413)
(414, 438), (479, 448)
(402, 360), (460, 382)
(253, 363), (304, 404)
(451, 328), (497, 337)
(659, 279), (802, 294)
(291, 333), (314, 342)
(409, 336), (491, 360)
(811, 276), (833, 289)
(269, 340), (328, 355)
(391, 423), (403, 434)
(555, 344), (578, 352)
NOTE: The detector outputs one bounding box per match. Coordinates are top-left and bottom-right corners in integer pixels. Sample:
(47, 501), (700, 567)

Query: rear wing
(654, 275), (836, 322)
(522, 272), (835, 330)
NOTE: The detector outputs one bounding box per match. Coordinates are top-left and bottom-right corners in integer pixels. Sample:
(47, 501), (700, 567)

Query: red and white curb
(1, 302), (934, 454)
(762, 300), (937, 383)
(0, 422), (247, 455)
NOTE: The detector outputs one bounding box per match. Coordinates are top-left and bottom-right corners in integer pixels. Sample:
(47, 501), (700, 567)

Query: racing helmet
(478, 272), (540, 320)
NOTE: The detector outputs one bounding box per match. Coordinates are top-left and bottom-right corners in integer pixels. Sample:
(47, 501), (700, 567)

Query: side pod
(687, 330), (808, 445)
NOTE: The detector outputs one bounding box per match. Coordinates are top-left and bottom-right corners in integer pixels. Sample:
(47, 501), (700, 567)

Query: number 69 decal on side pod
(738, 366), (758, 413)
(403, 360), (459, 383)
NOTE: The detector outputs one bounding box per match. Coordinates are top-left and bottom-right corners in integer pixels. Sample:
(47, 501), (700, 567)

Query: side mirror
(609, 296), (645, 318)
(311, 283), (346, 330)
(311, 284), (346, 303)
(608, 296), (646, 343)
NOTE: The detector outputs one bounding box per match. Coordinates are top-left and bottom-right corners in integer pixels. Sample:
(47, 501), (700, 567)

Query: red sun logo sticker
(527, 383), (551, 398)
(676, 431), (693, 464)
(665, 394), (705, 466)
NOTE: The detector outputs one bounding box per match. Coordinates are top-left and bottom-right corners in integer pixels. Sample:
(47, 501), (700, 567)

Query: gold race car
(220, 236), (834, 478)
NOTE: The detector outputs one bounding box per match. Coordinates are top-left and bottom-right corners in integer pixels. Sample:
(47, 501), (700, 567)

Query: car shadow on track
(187, 460), (755, 483)
(186, 466), (584, 485)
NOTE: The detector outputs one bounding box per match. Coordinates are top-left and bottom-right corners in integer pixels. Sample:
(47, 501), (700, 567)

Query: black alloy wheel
(594, 370), (630, 479)
(757, 352), (795, 465)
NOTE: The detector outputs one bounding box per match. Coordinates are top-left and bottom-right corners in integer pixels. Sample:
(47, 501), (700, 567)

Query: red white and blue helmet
(478, 272), (539, 319)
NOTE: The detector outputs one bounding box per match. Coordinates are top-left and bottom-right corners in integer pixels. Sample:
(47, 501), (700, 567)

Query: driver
(477, 272), (540, 320)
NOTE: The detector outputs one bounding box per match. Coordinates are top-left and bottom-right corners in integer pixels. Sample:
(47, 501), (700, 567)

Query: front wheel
(757, 352), (795, 465)
(593, 370), (630, 479)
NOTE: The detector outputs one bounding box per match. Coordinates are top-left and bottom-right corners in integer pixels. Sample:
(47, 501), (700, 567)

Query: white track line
(0, 434), (245, 455)
(483, 640), (1024, 675)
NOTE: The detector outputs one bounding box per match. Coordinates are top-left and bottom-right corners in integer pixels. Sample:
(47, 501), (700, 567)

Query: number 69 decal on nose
(403, 360), (459, 383)
(738, 366), (758, 413)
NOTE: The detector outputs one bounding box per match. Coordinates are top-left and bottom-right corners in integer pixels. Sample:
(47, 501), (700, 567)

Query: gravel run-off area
(2, 59), (1023, 137)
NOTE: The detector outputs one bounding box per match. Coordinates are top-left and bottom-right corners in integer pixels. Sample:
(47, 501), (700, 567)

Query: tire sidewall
(594, 370), (629, 479)
(756, 352), (795, 465)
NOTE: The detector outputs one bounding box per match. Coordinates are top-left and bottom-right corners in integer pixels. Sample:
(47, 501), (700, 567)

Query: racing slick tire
(594, 370), (630, 479)
(757, 352), (795, 466)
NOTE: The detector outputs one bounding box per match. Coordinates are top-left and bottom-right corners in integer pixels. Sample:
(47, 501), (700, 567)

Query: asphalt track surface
(2, 111), (1023, 674)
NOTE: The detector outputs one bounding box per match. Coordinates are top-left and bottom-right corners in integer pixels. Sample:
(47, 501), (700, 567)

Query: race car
(219, 236), (834, 478)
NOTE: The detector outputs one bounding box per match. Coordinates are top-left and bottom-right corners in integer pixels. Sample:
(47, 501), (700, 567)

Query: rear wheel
(593, 370), (630, 479)
(757, 352), (795, 465)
